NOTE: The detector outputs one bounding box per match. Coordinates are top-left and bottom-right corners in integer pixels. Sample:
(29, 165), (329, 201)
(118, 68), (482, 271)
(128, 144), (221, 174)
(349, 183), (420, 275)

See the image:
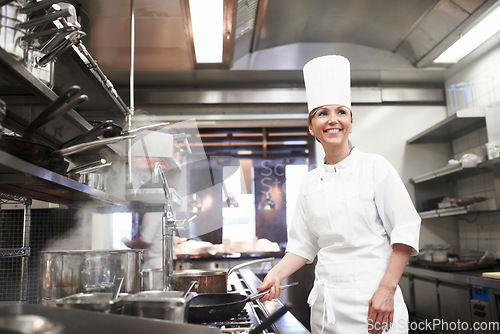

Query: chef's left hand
(367, 286), (395, 334)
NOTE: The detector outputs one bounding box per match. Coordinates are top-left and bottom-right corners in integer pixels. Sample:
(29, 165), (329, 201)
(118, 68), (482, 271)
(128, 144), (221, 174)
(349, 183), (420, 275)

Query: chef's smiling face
(308, 104), (352, 147)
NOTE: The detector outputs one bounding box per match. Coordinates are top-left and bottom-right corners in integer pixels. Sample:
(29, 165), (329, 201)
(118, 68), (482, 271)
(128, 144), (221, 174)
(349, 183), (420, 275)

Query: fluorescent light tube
(434, 6), (500, 63)
(189, 0), (224, 63)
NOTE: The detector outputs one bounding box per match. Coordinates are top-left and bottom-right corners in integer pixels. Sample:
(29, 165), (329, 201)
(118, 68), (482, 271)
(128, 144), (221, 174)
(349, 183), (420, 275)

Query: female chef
(256, 55), (421, 334)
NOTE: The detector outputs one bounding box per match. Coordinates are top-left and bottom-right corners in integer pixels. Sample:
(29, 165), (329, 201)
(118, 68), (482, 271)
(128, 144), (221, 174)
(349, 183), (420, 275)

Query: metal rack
(0, 197), (81, 303)
(0, 192), (31, 302)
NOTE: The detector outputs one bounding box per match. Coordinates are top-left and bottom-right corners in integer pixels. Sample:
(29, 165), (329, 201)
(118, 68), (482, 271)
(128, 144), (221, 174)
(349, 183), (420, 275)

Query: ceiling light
(237, 150), (253, 155)
(434, 6), (500, 64)
(189, 0), (224, 63)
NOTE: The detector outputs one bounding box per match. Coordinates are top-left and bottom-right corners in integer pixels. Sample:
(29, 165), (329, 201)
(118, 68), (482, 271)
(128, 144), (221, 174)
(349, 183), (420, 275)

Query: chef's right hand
(256, 274), (282, 302)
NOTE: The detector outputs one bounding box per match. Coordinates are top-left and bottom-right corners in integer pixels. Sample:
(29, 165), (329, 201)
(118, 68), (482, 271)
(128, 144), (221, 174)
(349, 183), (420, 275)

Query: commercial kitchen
(1, 0), (500, 333)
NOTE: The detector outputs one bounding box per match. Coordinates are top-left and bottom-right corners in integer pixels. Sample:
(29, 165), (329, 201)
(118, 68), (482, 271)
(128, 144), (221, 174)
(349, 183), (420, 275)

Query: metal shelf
(0, 150), (127, 208)
(407, 112), (485, 144)
(411, 157), (500, 184)
(0, 46), (127, 161)
(418, 199), (498, 219)
(0, 48), (92, 137)
(54, 45), (129, 121)
(0, 247), (29, 258)
(0, 42), (133, 208)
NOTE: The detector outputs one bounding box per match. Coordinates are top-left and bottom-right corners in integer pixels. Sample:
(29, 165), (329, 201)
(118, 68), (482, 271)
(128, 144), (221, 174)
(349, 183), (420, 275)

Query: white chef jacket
(286, 147), (421, 334)
(140, 212), (163, 270)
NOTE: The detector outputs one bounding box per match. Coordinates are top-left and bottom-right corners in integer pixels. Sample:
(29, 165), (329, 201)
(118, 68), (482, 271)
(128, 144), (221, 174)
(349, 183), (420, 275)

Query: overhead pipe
(127, 0), (135, 186)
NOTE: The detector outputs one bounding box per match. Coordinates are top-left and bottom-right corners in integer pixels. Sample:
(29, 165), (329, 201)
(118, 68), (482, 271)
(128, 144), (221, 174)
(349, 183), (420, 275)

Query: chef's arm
(367, 243), (413, 334)
(257, 252), (308, 301)
(123, 237), (152, 250)
(380, 243), (413, 289)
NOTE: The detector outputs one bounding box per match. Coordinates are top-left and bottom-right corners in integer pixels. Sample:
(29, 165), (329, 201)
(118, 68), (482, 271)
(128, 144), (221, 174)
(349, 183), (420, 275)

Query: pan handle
(17, 8), (72, 29)
(59, 135), (136, 156)
(249, 303), (292, 334)
(59, 125), (115, 148)
(227, 257), (275, 277)
(249, 282), (298, 301)
(23, 94), (88, 139)
(124, 122), (170, 135)
(22, 86), (81, 140)
(20, 0), (64, 13)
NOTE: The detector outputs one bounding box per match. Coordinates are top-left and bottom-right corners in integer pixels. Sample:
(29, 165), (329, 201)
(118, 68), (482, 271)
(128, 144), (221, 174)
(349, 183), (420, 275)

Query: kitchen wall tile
(479, 128), (488, 146)
(484, 173), (495, 192)
(488, 216), (500, 239)
(459, 238), (478, 250)
(453, 136), (468, 159)
(468, 129), (482, 147)
(476, 221), (490, 239)
(477, 238), (491, 252)
(458, 219), (476, 236)
(453, 127), (488, 160)
(488, 238), (500, 258)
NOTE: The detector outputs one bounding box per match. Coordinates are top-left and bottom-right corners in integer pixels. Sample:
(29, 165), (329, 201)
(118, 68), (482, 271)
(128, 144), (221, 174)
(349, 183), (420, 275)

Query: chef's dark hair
(308, 105), (353, 143)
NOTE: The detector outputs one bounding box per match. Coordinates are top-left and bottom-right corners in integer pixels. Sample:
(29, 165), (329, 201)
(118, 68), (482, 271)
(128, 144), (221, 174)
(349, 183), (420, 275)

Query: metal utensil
(249, 303), (292, 334)
(111, 278), (124, 301)
(248, 281), (299, 300)
(182, 280), (198, 298)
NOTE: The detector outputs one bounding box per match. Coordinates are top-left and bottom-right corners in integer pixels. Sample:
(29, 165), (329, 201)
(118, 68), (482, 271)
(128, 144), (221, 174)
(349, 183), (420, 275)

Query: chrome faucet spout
(151, 162), (196, 291)
(152, 162), (171, 201)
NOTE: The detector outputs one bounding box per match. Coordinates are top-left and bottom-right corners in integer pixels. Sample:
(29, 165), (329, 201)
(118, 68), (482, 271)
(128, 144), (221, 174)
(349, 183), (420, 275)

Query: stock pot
(170, 257), (275, 293)
(39, 249), (143, 306)
(142, 258), (274, 292)
(0, 1), (28, 60)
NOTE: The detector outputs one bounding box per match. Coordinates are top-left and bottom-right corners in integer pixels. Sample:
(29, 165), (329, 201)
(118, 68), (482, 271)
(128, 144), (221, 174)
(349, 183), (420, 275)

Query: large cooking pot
(39, 249), (143, 306)
(123, 289), (196, 323)
(0, 1), (28, 60)
(54, 292), (129, 314)
(169, 257), (275, 293)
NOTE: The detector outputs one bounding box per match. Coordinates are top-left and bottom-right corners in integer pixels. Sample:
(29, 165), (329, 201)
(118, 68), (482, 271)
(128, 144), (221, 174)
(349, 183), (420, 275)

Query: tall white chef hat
(303, 55), (351, 113)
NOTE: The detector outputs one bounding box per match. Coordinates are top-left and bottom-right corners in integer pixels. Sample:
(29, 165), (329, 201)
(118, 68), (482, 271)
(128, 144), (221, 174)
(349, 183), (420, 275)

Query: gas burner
(204, 309), (253, 331)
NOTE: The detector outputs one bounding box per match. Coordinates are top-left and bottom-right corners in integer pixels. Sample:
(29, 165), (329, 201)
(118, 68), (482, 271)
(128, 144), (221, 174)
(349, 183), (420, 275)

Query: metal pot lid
(172, 269), (227, 277)
(41, 249), (144, 255)
(125, 290), (195, 302)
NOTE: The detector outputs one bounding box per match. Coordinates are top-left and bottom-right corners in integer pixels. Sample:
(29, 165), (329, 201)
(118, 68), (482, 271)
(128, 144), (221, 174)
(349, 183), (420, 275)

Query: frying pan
(187, 282), (298, 324)
(87, 120), (170, 138)
(0, 85), (83, 172)
(60, 121), (170, 149)
(22, 85), (82, 140)
(1, 133), (134, 174)
(0, 86), (133, 174)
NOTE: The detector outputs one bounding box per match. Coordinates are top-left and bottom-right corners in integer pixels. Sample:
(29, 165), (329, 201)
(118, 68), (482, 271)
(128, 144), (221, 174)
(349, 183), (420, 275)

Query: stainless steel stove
(203, 268), (309, 334)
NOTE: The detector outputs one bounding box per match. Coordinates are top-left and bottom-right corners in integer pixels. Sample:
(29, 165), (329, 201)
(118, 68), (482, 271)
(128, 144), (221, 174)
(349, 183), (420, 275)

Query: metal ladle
(111, 277), (124, 301)
(183, 280), (199, 298)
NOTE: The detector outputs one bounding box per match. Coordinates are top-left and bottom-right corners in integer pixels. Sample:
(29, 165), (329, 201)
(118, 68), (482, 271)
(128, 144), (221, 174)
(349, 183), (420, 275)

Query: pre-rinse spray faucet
(152, 162), (196, 291)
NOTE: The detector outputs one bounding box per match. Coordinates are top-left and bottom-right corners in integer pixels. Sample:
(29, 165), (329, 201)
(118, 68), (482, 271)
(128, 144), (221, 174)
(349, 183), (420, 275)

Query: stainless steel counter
(405, 264), (500, 290)
(236, 268), (310, 334)
(0, 302), (220, 334)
